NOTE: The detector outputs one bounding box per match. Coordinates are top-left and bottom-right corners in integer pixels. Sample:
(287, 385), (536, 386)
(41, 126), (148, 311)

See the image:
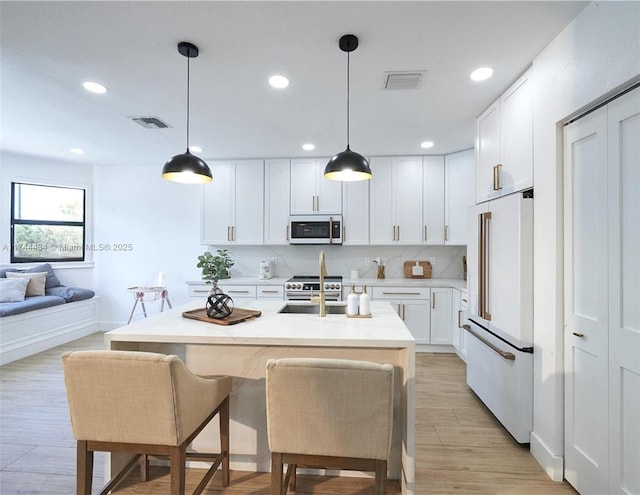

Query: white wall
(530, 1), (640, 480)
(0, 151), (95, 288)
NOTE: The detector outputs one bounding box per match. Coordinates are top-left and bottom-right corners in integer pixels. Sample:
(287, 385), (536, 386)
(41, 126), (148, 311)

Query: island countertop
(105, 299), (416, 348)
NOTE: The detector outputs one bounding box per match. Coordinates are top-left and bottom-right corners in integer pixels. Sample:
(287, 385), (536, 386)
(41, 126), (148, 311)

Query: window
(11, 182), (86, 262)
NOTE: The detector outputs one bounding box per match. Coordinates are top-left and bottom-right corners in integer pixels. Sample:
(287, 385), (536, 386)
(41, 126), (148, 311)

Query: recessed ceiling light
(70, 148), (85, 155)
(269, 75), (289, 89)
(470, 67), (494, 82)
(302, 143), (315, 151)
(420, 141), (435, 149)
(82, 81), (108, 94)
(189, 146), (203, 153)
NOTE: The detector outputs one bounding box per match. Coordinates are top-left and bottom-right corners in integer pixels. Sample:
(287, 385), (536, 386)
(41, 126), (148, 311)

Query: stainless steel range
(285, 275), (343, 301)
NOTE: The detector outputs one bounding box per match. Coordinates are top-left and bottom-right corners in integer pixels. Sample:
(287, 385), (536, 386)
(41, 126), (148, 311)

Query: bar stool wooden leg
(220, 397), (230, 486)
(170, 446), (186, 495)
(271, 452), (284, 495)
(77, 440), (93, 495)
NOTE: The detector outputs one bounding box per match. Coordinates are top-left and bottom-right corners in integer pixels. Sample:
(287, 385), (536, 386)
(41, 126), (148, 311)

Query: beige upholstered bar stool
(266, 358), (394, 495)
(62, 350), (232, 495)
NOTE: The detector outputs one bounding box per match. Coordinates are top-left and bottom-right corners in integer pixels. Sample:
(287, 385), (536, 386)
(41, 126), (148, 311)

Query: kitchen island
(105, 299), (416, 495)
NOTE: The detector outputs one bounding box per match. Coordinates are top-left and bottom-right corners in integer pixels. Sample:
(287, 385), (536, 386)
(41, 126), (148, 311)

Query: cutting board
(403, 261), (432, 279)
(182, 307), (262, 325)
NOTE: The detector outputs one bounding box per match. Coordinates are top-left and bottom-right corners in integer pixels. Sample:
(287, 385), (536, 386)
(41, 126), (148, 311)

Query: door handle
(572, 332), (584, 338)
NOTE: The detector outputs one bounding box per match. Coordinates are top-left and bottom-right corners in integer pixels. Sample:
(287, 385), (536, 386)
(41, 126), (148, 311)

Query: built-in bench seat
(0, 264), (100, 365)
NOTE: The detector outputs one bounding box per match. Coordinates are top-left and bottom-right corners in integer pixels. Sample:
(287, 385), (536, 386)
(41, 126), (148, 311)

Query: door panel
(563, 105), (609, 495)
(607, 88), (640, 494)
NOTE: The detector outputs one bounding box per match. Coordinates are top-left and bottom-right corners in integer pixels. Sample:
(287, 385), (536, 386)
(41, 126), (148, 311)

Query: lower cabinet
(370, 287), (429, 346)
(451, 289), (469, 361)
(187, 283), (284, 301)
(430, 287), (453, 345)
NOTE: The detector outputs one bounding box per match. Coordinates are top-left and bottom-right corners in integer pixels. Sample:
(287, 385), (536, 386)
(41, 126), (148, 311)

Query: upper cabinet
(423, 151), (474, 245)
(423, 156), (445, 244)
(444, 149), (475, 245)
(342, 179), (369, 245)
(370, 156), (423, 245)
(290, 159), (342, 215)
(201, 160), (264, 245)
(476, 68), (533, 203)
(264, 159), (291, 245)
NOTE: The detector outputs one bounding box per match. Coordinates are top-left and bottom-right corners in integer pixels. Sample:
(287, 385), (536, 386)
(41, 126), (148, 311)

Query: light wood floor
(0, 333), (577, 494)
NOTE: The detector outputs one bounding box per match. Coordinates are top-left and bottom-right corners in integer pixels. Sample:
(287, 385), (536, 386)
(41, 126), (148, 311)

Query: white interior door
(563, 105), (609, 495)
(607, 88), (640, 495)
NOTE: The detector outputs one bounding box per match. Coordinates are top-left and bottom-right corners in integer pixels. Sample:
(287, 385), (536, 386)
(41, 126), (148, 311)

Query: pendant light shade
(324, 34), (372, 182)
(162, 42), (212, 184)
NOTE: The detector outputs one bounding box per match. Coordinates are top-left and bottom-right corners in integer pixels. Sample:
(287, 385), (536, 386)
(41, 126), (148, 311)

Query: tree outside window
(11, 182), (86, 262)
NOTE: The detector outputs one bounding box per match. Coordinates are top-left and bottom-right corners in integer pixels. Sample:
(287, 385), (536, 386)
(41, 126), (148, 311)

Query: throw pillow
(6, 272), (47, 296)
(0, 278), (29, 302)
(25, 263), (62, 289)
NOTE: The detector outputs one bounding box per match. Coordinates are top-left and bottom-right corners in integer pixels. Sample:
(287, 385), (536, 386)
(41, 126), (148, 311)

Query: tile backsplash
(209, 245), (467, 280)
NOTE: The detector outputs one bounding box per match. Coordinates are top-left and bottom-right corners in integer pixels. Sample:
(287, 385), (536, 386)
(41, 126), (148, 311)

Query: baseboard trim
(530, 431), (564, 482)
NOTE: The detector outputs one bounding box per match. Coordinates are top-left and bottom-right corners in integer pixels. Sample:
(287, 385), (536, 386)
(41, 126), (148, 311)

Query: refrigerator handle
(478, 211), (492, 321)
(463, 324), (515, 360)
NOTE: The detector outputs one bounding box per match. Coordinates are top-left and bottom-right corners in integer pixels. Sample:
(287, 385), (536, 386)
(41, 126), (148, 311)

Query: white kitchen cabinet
(188, 282), (285, 301)
(371, 287), (430, 345)
(422, 156), (445, 244)
(264, 159), (291, 244)
(290, 159), (342, 215)
(201, 160), (264, 245)
(342, 180), (369, 245)
(430, 287), (452, 345)
(451, 289), (468, 361)
(369, 156), (423, 245)
(444, 149), (475, 244)
(476, 68), (532, 203)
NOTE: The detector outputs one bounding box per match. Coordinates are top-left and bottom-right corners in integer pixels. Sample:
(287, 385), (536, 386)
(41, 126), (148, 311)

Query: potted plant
(197, 249), (235, 287)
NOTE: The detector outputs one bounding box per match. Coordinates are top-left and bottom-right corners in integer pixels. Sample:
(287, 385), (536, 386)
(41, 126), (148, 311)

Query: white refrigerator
(465, 190), (534, 443)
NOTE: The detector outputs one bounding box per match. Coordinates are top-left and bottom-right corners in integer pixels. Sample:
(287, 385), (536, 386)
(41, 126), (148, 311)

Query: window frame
(10, 181), (87, 263)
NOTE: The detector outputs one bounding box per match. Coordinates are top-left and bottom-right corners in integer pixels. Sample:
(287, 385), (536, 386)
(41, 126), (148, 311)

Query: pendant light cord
(346, 49), (350, 149)
(186, 54), (190, 150)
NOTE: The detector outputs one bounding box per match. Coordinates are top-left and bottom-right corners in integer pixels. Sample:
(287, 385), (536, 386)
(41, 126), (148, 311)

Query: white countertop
(106, 299), (415, 349)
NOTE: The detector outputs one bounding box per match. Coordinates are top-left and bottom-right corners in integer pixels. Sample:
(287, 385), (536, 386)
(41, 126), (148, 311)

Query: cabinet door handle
(458, 310), (462, 328)
(493, 164), (503, 191)
(424, 225), (428, 241)
(432, 294), (436, 309)
(316, 195), (319, 211)
(227, 226), (232, 242)
(193, 289), (210, 294)
(444, 226), (449, 242)
(342, 226), (346, 243)
(397, 225), (400, 241)
(228, 290), (250, 294)
(572, 332), (584, 338)
(383, 291), (422, 296)
(232, 226), (236, 241)
(261, 290), (279, 294)
(286, 225), (289, 241)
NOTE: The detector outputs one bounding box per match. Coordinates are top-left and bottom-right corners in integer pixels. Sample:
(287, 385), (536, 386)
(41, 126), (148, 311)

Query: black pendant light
(324, 34), (372, 182)
(162, 42), (213, 184)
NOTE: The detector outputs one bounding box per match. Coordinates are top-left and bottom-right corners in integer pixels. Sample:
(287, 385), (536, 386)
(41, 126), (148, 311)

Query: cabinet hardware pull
(572, 332), (585, 337)
(316, 195), (319, 211)
(228, 290), (250, 294)
(424, 226), (428, 241)
(261, 290), (279, 294)
(227, 226), (232, 242)
(193, 289), (210, 293)
(478, 211), (493, 320)
(493, 164), (503, 191)
(397, 225), (400, 241)
(432, 295), (435, 309)
(383, 291), (421, 296)
(463, 324), (515, 360)
(286, 225), (289, 241)
(231, 226), (235, 241)
(343, 226), (346, 242)
(457, 310), (462, 328)
(444, 226), (449, 242)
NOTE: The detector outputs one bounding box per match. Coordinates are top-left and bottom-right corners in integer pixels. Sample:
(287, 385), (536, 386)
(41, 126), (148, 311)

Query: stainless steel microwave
(288, 215), (342, 245)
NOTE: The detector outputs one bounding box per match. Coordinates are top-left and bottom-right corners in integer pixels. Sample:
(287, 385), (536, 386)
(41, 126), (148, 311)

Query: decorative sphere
(206, 293), (234, 319)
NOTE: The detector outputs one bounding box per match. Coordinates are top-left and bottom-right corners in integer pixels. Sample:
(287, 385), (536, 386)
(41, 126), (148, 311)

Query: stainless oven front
(285, 276), (342, 301)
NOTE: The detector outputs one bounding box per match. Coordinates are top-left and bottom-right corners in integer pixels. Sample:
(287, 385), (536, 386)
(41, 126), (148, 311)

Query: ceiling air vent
(129, 116), (171, 129)
(384, 71), (425, 90)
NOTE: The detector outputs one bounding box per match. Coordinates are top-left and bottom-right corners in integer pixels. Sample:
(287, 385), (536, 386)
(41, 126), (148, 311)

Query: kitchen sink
(277, 303), (347, 315)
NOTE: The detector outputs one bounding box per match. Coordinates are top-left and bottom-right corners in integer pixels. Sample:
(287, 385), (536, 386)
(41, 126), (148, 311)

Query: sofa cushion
(0, 268), (19, 278)
(0, 278), (29, 302)
(45, 286), (95, 303)
(25, 263), (62, 289)
(0, 295), (66, 317)
(6, 272), (47, 296)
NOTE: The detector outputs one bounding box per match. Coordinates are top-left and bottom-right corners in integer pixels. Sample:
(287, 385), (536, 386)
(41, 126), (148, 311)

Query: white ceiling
(1, 1), (587, 168)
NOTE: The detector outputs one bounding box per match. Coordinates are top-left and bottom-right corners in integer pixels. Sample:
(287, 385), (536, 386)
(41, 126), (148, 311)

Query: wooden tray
(182, 307), (261, 325)
(403, 261), (432, 279)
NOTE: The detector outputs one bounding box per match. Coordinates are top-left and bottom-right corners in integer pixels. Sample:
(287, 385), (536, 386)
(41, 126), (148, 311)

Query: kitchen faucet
(311, 250), (327, 317)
